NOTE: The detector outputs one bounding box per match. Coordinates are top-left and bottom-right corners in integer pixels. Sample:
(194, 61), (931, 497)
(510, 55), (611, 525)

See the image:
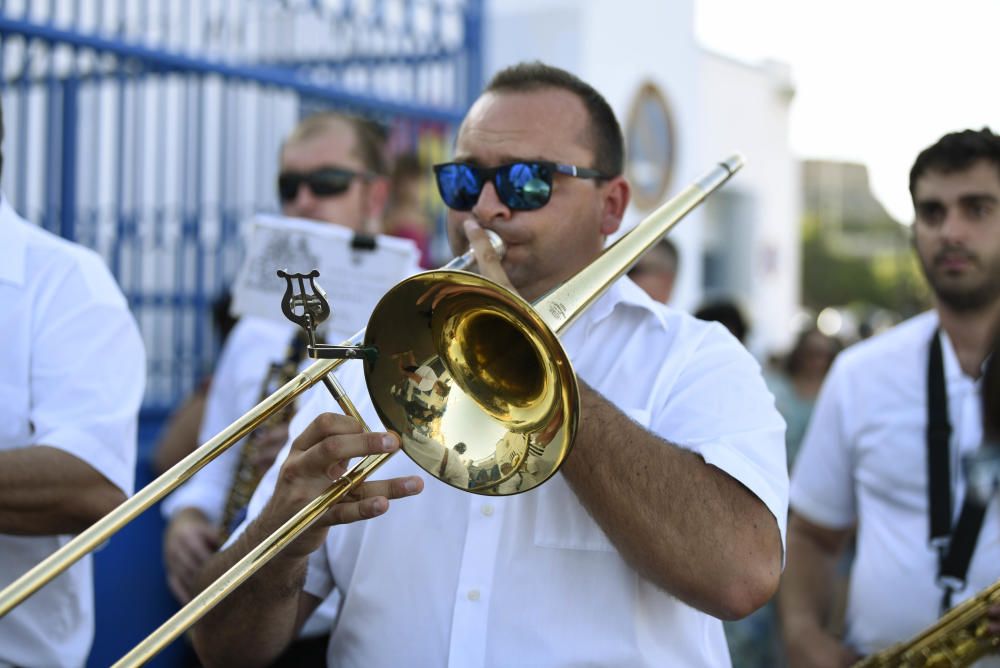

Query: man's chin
(933, 280), (1000, 312)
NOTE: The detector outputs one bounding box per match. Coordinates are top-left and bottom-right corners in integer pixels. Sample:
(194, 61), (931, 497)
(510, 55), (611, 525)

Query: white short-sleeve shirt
(243, 277), (787, 667)
(160, 316), (300, 524)
(0, 199), (146, 668)
(790, 311), (997, 658)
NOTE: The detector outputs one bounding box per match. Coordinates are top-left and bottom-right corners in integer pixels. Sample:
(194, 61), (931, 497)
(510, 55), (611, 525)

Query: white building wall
(698, 52), (801, 355)
(485, 0), (800, 357)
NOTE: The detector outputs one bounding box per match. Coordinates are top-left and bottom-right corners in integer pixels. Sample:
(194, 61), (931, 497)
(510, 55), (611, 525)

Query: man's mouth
(935, 251), (976, 271)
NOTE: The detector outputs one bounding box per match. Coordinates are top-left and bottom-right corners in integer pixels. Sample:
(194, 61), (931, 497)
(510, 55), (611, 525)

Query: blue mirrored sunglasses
(433, 161), (608, 212)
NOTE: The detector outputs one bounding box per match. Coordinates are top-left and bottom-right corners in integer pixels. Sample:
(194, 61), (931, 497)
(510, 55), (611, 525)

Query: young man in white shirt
(191, 62), (788, 667)
(781, 127), (1000, 666)
(0, 107), (146, 667)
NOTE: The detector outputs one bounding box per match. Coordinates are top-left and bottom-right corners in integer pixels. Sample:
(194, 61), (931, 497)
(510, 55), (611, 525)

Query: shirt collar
(0, 197), (27, 287)
(575, 275), (668, 332)
(936, 318), (973, 384)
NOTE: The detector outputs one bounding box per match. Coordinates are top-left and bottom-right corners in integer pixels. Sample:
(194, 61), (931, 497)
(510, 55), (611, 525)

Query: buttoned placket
(446, 494), (505, 668)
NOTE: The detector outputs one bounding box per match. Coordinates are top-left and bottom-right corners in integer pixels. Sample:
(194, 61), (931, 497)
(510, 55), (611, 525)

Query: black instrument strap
(927, 328), (987, 614)
(927, 330), (952, 547)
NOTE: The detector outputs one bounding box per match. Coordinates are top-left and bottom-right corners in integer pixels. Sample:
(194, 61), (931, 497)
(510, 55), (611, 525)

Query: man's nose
(470, 181), (512, 225)
(940, 207), (970, 243)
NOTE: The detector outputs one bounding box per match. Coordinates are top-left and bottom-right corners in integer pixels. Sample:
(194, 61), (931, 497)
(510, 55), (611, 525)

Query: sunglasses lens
(277, 175), (302, 202)
(309, 170), (354, 196)
(499, 162), (552, 210)
(277, 169), (356, 202)
(435, 164), (482, 211)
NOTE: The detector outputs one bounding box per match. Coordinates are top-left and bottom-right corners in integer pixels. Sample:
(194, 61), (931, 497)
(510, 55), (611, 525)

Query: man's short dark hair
(694, 300), (749, 344)
(909, 127), (1000, 198)
(628, 238), (679, 278)
(484, 62), (624, 178)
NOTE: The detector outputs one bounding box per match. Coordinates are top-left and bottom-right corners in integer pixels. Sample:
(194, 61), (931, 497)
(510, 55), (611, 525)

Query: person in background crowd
(628, 237), (679, 304)
(382, 151), (435, 268)
(191, 60), (787, 668)
(725, 326), (843, 668)
(780, 127), (1000, 666)
(695, 298), (750, 344)
(159, 111), (392, 665)
(0, 101), (146, 668)
(767, 327), (843, 466)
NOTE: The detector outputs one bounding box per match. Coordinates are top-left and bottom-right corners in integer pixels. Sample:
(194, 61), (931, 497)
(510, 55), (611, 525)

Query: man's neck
(937, 300), (1000, 378)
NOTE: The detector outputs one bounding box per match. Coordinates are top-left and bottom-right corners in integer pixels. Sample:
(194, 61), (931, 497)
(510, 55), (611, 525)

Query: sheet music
(230, 214), (422, 340)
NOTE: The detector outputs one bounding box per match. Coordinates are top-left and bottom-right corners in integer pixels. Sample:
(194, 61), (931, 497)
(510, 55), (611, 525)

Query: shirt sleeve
(160, 326), (251, 522)
(789, 356), (857, 529)
(654, 322), (790, 548)
(30, 248), (145, 496)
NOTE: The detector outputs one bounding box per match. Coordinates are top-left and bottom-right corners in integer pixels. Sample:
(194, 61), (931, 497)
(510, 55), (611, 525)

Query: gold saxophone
(854, 579), (1000, 667)
(218, 330), (310, 540)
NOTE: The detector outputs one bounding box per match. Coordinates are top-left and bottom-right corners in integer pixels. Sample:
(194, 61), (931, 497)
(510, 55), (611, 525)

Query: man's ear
(366, 176), (392, 228)
(599, 175), (630, 236)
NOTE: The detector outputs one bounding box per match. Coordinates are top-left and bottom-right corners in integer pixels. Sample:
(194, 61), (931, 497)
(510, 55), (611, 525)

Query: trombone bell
(364, 270), (578, 495)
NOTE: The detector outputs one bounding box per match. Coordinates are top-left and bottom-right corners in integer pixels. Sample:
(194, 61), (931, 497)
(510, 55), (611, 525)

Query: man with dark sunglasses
(193, 62), (787, 668)
(161, 111), (393, 664)
(276, 113), (390, 232)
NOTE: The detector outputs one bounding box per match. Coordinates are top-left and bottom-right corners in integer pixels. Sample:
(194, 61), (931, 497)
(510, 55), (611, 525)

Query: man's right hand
(785, 624), (862, 668)
(164, 508), (221, 603)
(255, 412), (423, 561)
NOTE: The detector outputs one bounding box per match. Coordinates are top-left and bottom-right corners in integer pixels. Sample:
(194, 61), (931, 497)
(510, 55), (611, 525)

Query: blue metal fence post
(59, 77), (78, 241)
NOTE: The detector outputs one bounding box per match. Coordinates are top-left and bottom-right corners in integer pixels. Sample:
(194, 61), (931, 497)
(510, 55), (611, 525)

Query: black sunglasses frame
(277, 166), (369, 203)
(433, 160), (609, 212)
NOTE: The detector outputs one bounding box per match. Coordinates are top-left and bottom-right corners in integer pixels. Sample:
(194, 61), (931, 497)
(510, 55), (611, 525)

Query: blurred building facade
(800, 159), (925, 337)
(485, 0), (802, 355)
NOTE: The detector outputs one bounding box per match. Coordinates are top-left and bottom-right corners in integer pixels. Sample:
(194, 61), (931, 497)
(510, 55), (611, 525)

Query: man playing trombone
(192, 62), (789, 667)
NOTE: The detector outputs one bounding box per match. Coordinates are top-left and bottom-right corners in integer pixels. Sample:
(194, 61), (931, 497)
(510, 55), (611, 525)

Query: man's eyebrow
(959, 193), (999, 205)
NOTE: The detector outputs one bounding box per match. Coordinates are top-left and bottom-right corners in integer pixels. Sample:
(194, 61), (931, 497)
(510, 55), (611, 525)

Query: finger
(464, 219), (514, 291)
(169, 541), (200, 574)
(187, 535), (216, 564)
(167, 573), (192, 604)
(322, 495), (390, 526)
(348, 475), (424, 502)
(294, 431), (400, 481)
(290, 412), (364, 453)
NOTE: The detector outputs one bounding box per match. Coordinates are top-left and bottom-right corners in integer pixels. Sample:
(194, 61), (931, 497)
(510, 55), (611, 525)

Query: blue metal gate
(0, 2), (481, 664)
(0, 0), (482, 417)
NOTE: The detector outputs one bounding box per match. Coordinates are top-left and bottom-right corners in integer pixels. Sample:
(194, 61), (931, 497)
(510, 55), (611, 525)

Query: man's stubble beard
(920, 250), (1000, 313)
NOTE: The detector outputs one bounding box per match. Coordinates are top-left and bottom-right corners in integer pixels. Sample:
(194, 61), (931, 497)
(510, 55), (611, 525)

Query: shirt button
(467, 589), (481, 601)
(481, 503), (494, 517)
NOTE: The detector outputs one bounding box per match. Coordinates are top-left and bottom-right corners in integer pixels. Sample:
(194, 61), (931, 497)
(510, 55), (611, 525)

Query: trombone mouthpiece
(721, 154), (745, 175)
(485, 229), (506, 259)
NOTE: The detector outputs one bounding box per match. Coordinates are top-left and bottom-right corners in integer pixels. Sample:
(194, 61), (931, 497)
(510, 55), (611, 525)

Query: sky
(695, 0), (1000, 223)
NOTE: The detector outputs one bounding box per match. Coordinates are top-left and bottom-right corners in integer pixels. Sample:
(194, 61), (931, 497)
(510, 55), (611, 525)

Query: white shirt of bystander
(0, 198), (146, 668)
(791, 311), (997, 659)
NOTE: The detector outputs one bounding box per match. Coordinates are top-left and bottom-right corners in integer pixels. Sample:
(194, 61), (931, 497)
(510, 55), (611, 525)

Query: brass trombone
(0, 155), (743, 666)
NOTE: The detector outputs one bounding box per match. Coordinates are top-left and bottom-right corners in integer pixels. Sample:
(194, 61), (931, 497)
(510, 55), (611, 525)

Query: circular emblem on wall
(625, 82), (676, 211)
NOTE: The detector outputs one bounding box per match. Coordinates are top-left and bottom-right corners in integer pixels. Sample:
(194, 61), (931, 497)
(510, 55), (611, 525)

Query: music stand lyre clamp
(276, 269), (378, 364)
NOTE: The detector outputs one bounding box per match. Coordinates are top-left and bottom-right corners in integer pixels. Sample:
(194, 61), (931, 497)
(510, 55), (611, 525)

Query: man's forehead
(915, 160), (1000, 199)
(282, 125), (359, 163)
(454, 89), (592, 163)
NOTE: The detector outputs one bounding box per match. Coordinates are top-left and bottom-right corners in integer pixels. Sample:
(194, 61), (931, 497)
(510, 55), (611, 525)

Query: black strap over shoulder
(927, 330), (952, 547)
(926, 328), (987, 614)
